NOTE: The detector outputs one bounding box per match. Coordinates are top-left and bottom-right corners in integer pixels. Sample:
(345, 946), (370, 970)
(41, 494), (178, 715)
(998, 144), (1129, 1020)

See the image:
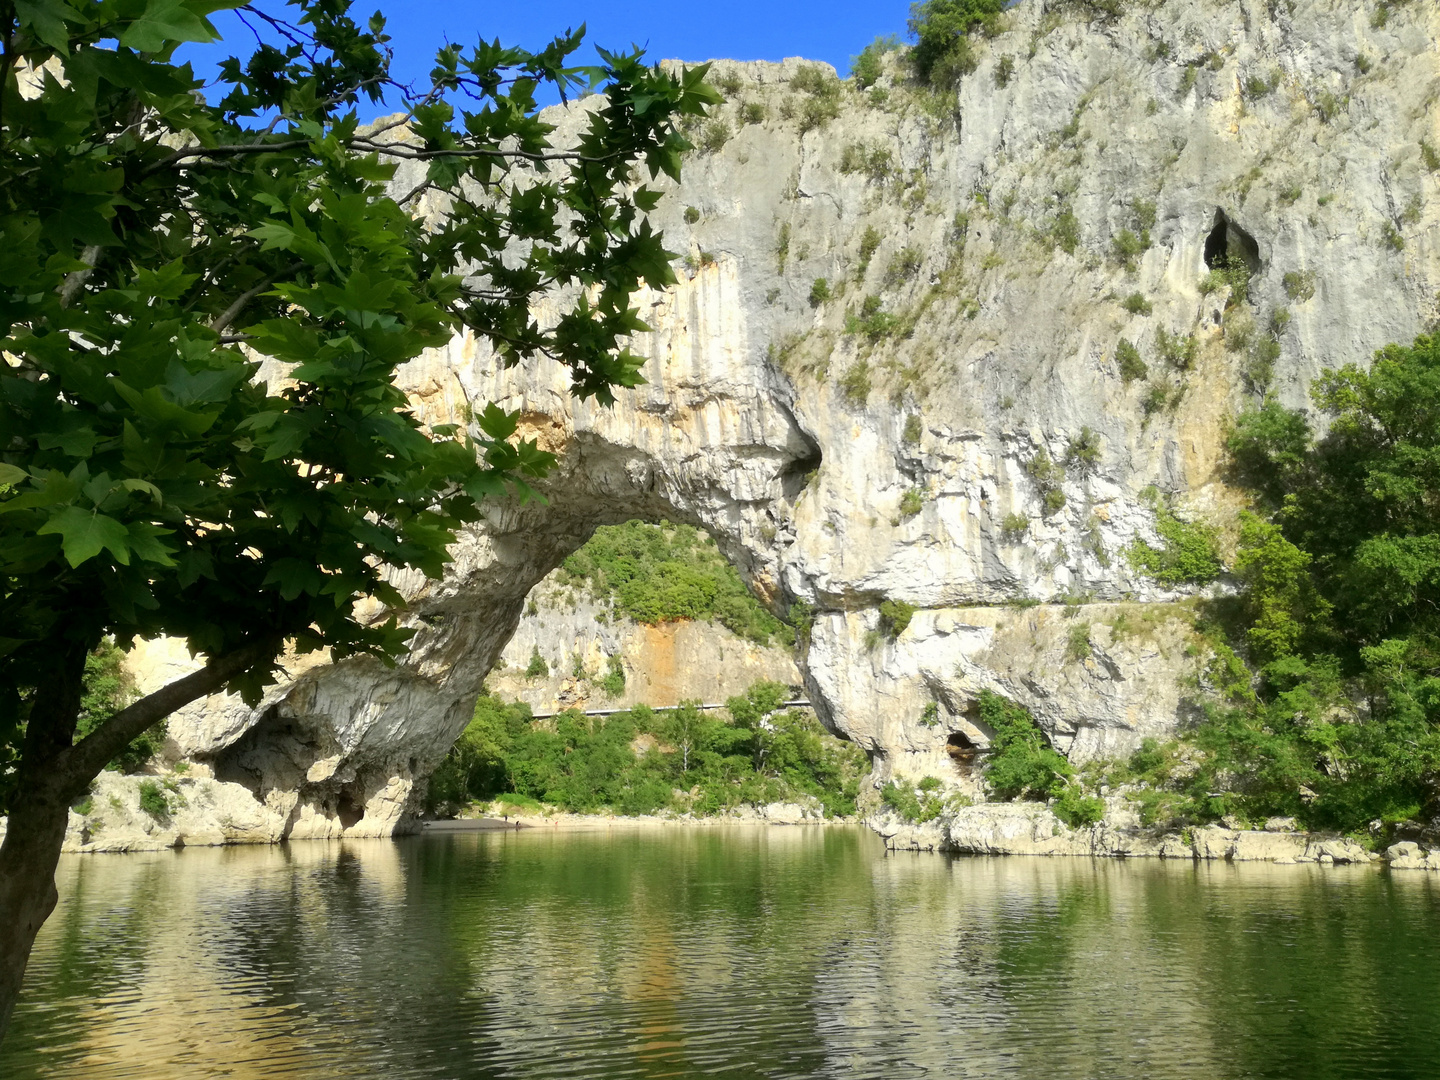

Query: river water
(3, 825), (1438, 1079)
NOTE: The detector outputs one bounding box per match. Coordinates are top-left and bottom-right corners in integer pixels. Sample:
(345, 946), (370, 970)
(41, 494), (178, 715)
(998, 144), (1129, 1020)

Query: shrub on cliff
(558, 521), (792, 647)
(978, 691), (1072, 801)
(908, 0), (1007, 86)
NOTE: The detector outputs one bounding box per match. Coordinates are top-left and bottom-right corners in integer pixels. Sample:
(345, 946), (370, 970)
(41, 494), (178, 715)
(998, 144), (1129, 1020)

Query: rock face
(484, 573), (802, 716)
(125, 0), (1440, 842)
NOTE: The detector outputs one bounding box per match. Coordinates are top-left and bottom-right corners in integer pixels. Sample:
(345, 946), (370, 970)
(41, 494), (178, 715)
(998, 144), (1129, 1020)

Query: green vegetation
(1121, 292), (1154, 316)
(845, 296), (901, 340)
(1025, 446), (1067, 515)
(790, 65), (842, 132)
(525, 648), (550, 679)
(903, 415), (925, 444)
(1422, 139), (1440, 173)
(809, 278), (832, 307)
(598, 656), (626, 698)
(908, 0), (1006, 87)
(979, 691), (1100, 826)
(885, 248), (924, 285)
(850, 35), (900, 89)
(1283, 269), (1316, 303)
(1155, 327), (1198, 371)
(1126, 501), (1223, 587)
(1188, 333), (1440, 832)
(776, 222), (792, 273)
(838, 142), (894, 182)
(427, 683), (868, 819)
(1202, 255), (1252, 305)
(1112, 229), (1146, 269)
(1000, 512), (1030, 542)
(557, 521), (792, 647)
(899, 488), (925, 518)
(75, 641), (163, 775)
(880, 775), (959, 823)
(1065, 427), (1102, 476)
(856, 225), (883, 279)
(879, 599), (917, 639)
(840, 360), (873, 404)
(740, 101), (767, 125)
(684, 206), (702, 224)
(1117, 340), (1148, 383)
(1066, 623), (1093, 662)
(1052, 208), (1081, 255)
(994, 55), (1015, 88)
(137, 780), (170, 820)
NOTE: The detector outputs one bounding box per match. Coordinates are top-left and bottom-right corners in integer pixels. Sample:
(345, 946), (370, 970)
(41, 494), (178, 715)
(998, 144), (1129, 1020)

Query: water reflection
(4, 827), (1438, 1079)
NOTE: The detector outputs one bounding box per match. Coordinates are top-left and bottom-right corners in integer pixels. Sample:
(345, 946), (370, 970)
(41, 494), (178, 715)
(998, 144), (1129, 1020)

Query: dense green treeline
(427, 681), (867, 819)
(555, 521), (793, 647)
(1108, 334), (1440, 837)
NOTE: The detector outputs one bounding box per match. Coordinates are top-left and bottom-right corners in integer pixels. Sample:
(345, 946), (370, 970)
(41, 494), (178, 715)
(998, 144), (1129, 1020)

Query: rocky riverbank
(10, 770), (1439, 873)
(0, 772), (849, 854)
(872, 800), (1440, 870)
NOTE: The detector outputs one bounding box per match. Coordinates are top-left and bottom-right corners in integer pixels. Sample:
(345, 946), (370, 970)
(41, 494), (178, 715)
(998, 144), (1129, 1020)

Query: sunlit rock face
(144, 0), (1440, 840)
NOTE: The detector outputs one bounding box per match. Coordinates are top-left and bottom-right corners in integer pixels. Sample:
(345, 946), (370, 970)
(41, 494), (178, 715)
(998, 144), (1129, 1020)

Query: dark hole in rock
(946, 731), (978, 774)
(337, 785), (365, 829)
(1204, 209), (1261, 273)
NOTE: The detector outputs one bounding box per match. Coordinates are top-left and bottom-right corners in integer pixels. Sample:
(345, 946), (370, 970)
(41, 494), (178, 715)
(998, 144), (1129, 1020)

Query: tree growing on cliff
(0, 0), (717, 1039)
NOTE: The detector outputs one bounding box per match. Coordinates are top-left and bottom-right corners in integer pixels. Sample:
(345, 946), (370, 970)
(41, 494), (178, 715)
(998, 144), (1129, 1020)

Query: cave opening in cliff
(337, 785), (365, 829)
(946, 732), (978, 775)
(1204, 209), (1261, 274)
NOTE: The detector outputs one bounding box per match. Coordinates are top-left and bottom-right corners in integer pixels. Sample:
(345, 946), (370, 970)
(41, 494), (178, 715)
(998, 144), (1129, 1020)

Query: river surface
(3, 825), (1439, 1079)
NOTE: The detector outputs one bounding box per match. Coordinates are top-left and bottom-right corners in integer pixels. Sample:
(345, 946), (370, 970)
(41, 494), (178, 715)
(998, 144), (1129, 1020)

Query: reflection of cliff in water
(5, 831), (1440, 1078)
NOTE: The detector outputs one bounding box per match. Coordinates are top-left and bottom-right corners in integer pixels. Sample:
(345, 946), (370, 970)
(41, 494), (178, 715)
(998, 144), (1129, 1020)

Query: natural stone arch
(163, 261), (827, 839)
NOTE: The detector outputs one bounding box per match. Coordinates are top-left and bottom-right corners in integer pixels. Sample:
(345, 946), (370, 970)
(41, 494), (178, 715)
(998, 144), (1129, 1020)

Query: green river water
(2, 824), (1438, 1079)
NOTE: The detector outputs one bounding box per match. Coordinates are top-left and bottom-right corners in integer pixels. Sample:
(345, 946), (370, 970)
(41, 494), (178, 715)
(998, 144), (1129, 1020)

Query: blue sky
(185, 1), (915, 104)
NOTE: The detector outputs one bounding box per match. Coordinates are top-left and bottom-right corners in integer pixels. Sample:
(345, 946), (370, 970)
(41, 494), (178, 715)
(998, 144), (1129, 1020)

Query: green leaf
(14, 0), (77, 53)
(126, 521), (178, 566)
(119, 0), (219, 52)
(37, 507), (131, 566)
(476, 403), (518, 441)
(0, 464), (28, 486)
(37, 427), (99, 458)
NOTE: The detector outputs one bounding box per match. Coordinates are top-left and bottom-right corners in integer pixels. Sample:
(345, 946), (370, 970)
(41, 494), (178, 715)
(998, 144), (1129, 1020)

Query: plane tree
(0, 0), (716, 1038)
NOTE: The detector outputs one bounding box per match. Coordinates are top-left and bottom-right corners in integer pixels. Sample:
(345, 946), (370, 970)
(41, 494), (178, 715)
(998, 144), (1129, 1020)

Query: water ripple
(3, 830), (1438, 1079)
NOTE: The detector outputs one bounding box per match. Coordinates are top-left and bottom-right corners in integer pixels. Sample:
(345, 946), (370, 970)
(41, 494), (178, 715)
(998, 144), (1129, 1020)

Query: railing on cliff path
(526, 700), (811, 720)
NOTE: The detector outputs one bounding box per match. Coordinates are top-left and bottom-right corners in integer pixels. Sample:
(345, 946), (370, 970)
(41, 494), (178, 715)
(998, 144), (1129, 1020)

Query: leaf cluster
(0, 0), (718, 804)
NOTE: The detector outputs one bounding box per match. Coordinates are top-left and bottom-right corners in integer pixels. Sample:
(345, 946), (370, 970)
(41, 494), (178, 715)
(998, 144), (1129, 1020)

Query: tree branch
(57, 636), (281, 790)
(209, 260), (305, 334)
(57, 245), (102, 308)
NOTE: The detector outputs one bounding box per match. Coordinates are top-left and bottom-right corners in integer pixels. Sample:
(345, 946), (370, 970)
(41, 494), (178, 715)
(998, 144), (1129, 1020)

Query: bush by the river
(427, 681), (868, 819)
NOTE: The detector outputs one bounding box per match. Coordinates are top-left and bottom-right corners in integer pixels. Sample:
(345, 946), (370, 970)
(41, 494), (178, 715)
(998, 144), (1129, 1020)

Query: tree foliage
(426, 682), (867, 819)
(907, 0), (1005, 85)
(1178, 333), (1440, 831)
(978, 689), (1071, 800)
(0, 0), (719, 811)
(557, 520), (792, 646)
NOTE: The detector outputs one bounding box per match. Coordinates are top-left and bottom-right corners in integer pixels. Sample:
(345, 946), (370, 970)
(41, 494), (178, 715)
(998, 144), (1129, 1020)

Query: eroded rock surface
(114, 0), (1440, 843)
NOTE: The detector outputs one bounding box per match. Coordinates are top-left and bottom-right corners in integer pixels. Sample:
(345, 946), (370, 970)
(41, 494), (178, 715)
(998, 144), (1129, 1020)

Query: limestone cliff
(110, 0), (1440, 843)
(484, 570), (801, 714)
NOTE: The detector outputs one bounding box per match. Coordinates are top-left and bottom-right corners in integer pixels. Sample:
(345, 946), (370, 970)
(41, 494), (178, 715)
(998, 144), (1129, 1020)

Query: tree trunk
(0, 642), (87, 1041)
(0, 635), (280, 1043)
(0, 779), (75, 1038)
